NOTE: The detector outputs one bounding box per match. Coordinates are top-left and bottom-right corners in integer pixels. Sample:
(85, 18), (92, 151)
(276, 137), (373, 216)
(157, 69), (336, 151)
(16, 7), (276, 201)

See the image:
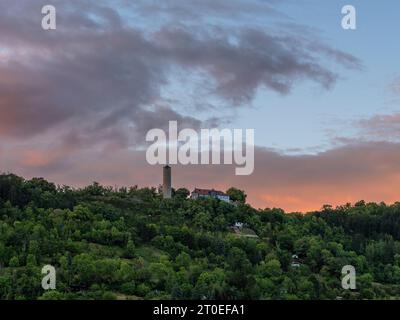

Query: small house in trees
(291, 254), (301, 268)
(234, 222), (244, 229)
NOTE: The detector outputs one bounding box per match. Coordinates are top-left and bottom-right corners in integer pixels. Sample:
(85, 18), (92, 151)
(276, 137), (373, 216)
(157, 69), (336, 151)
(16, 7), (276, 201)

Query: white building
(190, 188), (231, 203)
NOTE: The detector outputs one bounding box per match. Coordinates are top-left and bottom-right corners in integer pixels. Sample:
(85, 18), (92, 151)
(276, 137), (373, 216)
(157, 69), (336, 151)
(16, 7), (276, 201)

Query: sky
(1, 0), (400, 212)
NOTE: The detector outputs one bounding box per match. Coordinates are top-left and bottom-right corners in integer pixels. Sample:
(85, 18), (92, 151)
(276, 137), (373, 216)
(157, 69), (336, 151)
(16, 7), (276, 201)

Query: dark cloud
(0, 0), (360, 143)
(156, 27), (354, 103)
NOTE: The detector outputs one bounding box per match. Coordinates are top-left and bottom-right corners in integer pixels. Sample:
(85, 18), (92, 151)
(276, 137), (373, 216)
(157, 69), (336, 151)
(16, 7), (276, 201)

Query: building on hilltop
(190, 188), (231, 203)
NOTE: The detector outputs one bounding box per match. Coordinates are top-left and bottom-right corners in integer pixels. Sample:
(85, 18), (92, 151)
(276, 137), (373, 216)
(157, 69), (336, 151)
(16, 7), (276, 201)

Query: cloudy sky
(1, 0), (400, 212)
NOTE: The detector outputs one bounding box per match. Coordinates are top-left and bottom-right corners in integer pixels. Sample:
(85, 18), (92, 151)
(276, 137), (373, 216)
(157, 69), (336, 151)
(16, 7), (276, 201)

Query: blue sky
(235, 0), (400, 152)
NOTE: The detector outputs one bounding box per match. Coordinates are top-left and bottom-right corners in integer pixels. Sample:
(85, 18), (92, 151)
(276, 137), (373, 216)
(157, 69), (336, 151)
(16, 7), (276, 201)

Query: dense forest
(1, 173), (400, 300)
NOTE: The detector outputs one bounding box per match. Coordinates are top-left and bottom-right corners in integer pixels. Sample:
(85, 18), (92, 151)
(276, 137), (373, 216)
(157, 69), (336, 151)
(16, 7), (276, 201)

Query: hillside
(1, 173), (400, 300)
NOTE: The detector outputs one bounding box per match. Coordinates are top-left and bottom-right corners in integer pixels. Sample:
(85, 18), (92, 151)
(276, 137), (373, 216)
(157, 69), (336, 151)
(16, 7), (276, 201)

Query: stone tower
(163, 165), (172, 199)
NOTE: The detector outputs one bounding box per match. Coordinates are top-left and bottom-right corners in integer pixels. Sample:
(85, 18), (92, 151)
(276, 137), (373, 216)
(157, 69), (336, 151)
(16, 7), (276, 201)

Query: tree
(226, 187), (247, 204)
(38, 291), (66, 300)
(148, 262), (172, 290)
(174, 188), (190, 199)
(175, 252), (191, 269)
(259, 259), (282, 278)
(9, 256), (19, 267)
(194, 268), (227, 299)
(125, 240), (136, 258)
